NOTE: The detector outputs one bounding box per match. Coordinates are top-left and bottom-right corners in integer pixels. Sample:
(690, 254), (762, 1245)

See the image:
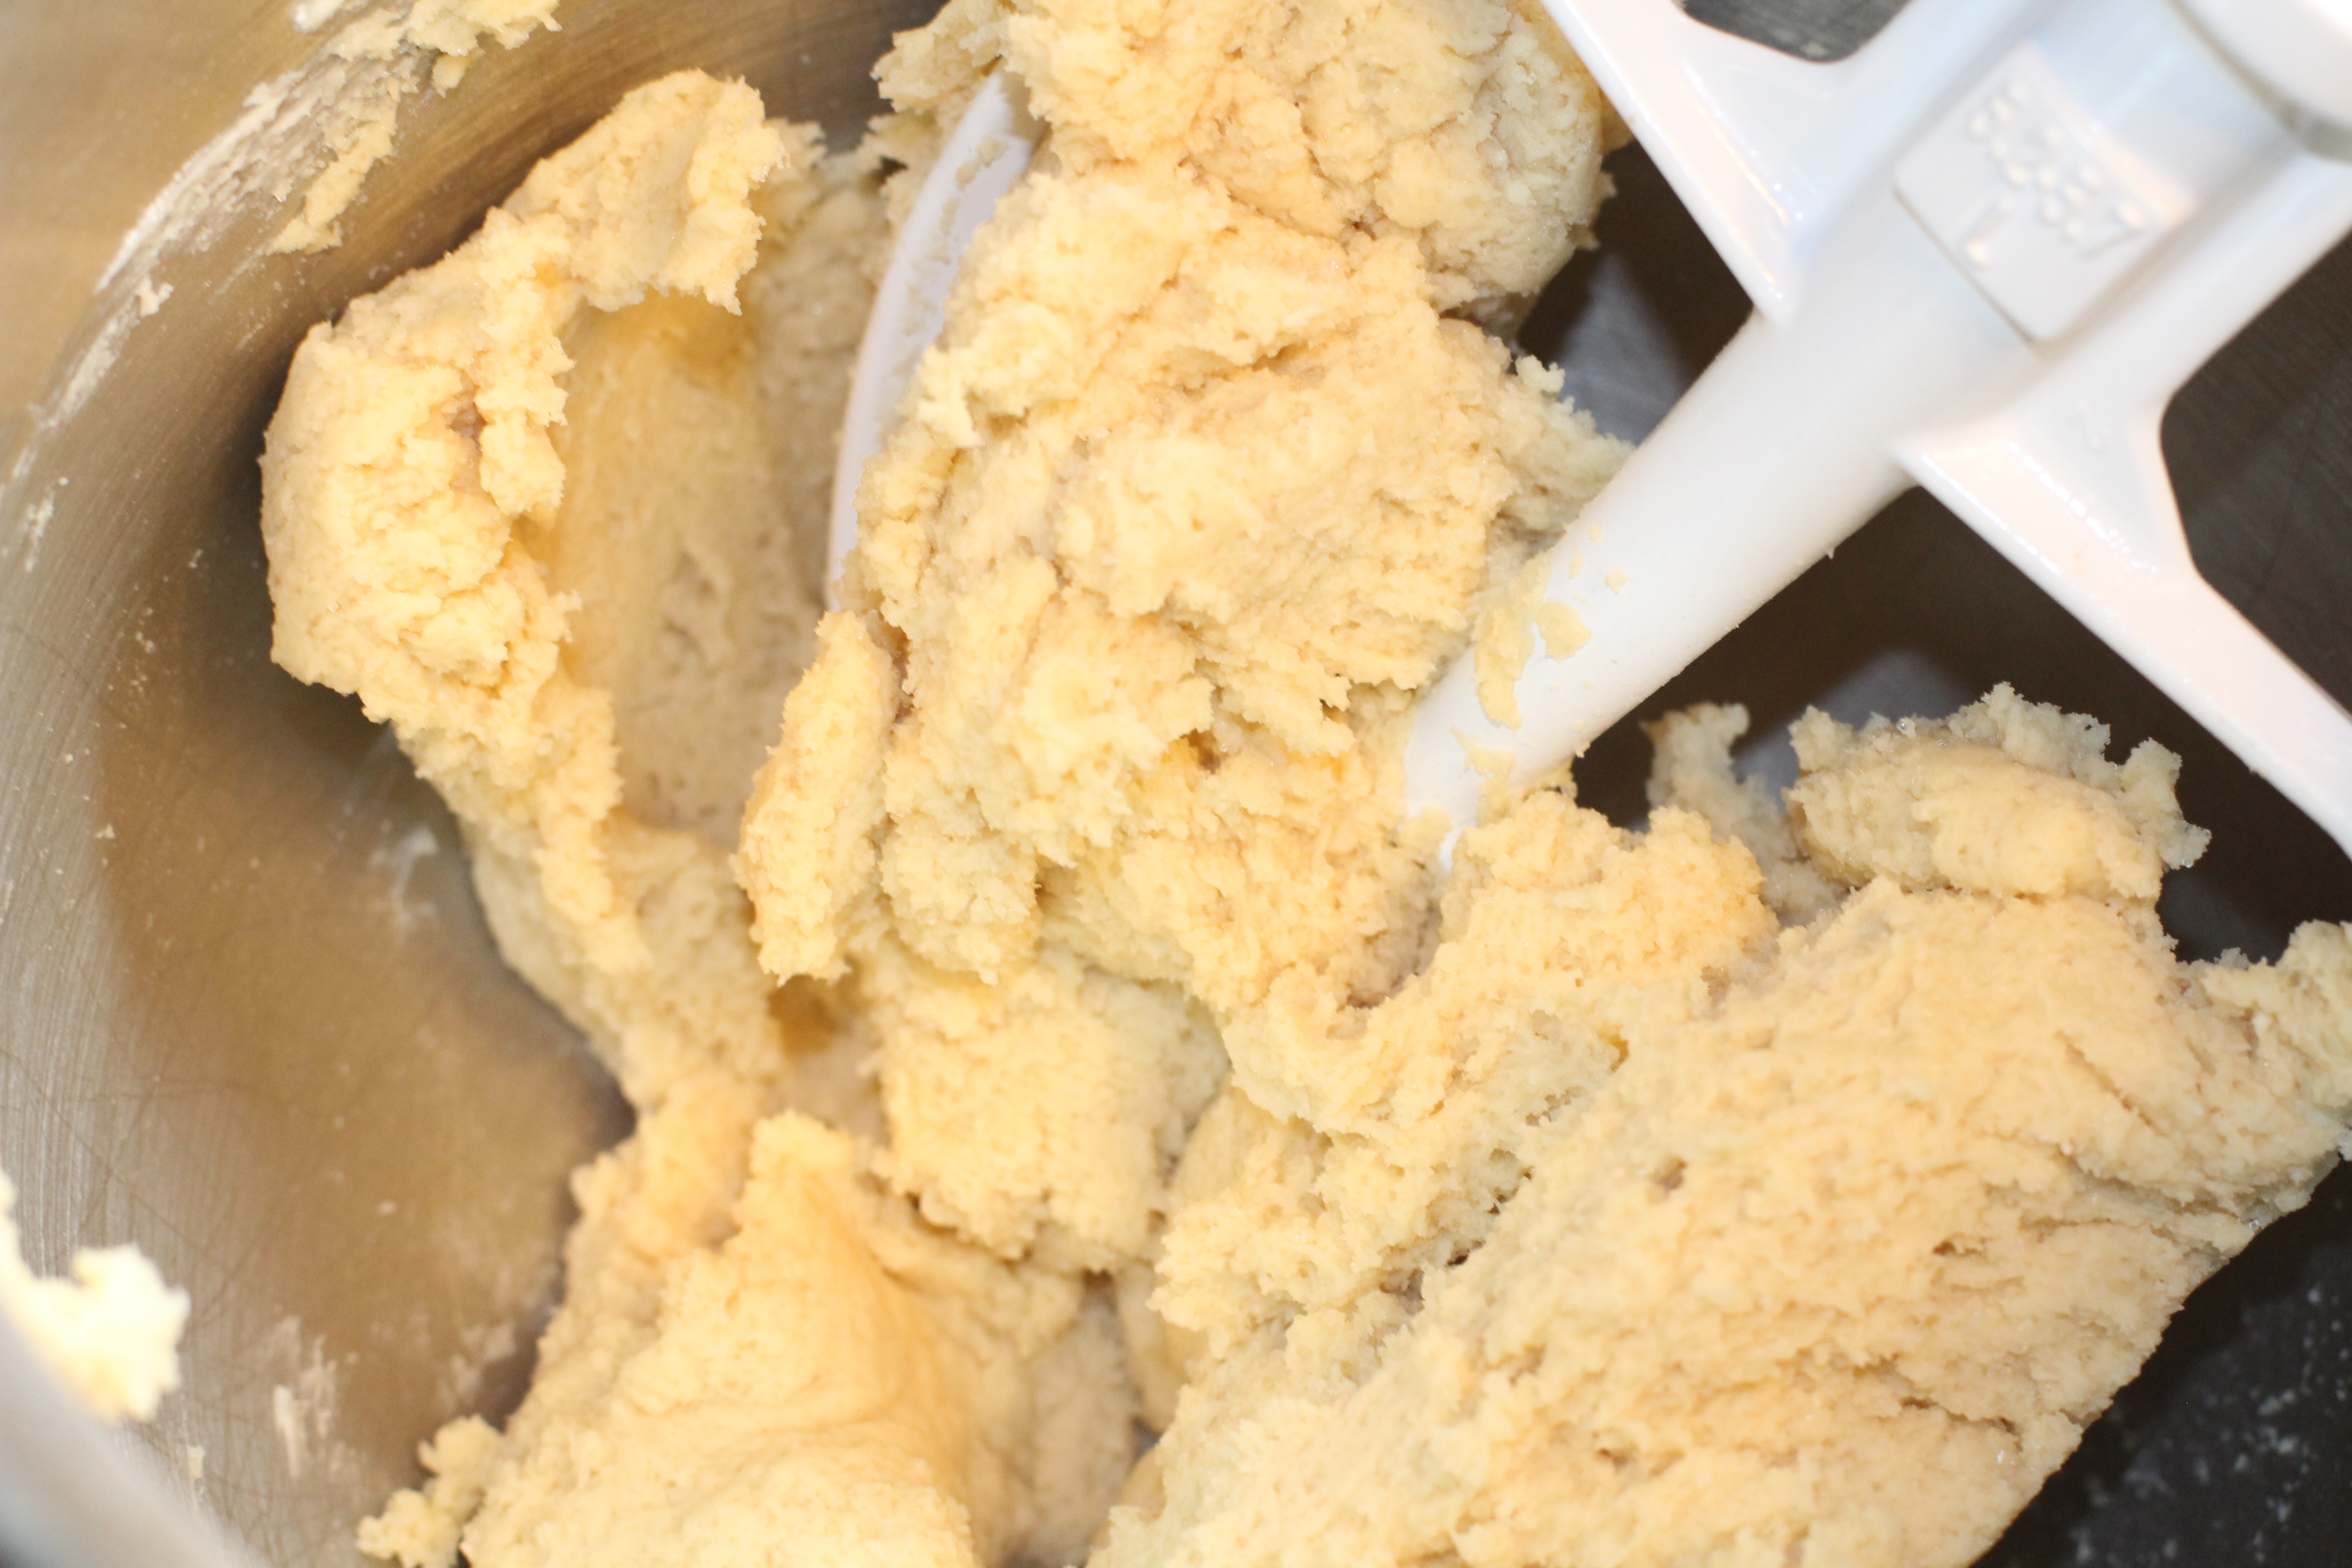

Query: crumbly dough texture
(255, 6), (2352, 1568)
(0, 1170), (187, 1423)
(1107, 714), (2352, 1567)
(264, 71), (808, 1110)
(274, 0), (566, 254)
(743, 0), (1624, 1283)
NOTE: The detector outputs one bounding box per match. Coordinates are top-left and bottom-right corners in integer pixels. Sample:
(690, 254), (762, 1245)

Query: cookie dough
(273, 0), (566, 255)
(0, 1169), (186, 1423)
(256, 4), (2352, 1566)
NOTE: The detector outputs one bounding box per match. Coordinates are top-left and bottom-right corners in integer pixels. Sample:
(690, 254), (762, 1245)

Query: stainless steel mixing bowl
(0, 3), (2344, 1566)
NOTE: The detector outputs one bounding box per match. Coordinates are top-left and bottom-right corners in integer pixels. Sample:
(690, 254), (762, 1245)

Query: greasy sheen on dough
(255, 8), (2352, 1568)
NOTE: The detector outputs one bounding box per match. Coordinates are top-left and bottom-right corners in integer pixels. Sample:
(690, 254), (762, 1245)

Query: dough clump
(1114, 699), (2352, 1568)
(255, 5), (2352, 1568)
(0, 1169), (187, 1423)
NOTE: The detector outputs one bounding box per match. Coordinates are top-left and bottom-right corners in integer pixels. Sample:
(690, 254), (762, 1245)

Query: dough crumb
(1473, 553), (1555, 728)
(0, 1169), (186, 1423)
(1534, 599), (1590, 659)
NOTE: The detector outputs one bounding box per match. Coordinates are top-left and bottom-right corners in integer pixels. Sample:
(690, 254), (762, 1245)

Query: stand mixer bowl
(0, 2), (2344, 1565)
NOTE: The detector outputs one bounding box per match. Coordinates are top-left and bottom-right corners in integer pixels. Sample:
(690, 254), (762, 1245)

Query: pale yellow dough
(273, 0), (567, 255)
(0, 1169), (186, 1423)
(255, 5), (2352, 1568)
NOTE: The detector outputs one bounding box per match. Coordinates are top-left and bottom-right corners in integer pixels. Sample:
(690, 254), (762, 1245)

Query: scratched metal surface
(0, 3), (2345, 1568)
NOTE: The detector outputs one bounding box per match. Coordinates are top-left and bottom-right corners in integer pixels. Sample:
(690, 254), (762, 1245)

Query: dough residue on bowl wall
(0, 1168), (187, 1424)
(270, 0), (567, 255)
(254, 2), (2352, 1565)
